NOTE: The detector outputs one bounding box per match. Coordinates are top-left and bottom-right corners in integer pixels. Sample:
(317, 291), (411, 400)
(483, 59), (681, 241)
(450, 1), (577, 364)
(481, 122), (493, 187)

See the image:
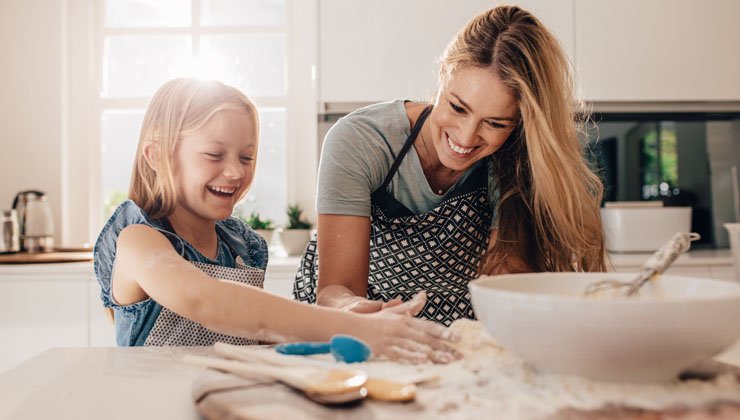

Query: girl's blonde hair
(129, 78), (259, 219)
(440, 5), (606, 272)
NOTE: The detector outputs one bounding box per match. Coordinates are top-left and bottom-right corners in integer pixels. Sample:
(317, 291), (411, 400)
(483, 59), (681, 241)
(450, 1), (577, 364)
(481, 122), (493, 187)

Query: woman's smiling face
(429, 66), (519, 171)
(172, 109), (257, 223)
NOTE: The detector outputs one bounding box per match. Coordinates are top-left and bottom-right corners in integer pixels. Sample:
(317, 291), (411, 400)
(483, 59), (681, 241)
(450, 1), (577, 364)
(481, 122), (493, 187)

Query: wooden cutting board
(0, 251), (93, 264)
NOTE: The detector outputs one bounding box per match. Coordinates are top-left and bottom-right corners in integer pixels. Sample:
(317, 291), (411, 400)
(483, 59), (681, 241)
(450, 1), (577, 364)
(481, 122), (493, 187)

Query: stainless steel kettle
(0, 210), (20, 253)
(12, 190), (54, 253)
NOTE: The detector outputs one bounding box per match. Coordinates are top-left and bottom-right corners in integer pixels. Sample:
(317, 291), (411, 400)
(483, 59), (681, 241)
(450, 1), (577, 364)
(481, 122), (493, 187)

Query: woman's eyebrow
(450, 92), (517, 122)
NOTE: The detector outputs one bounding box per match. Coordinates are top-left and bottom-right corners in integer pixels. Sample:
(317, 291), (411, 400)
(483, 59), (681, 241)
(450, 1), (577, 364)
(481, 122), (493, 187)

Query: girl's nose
(223, 159), (246, 180)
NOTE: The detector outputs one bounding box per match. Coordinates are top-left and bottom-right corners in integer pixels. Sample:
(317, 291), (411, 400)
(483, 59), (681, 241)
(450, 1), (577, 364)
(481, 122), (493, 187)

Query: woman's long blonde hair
(441, 5), (606, 272)
(129, 78), (259, 219)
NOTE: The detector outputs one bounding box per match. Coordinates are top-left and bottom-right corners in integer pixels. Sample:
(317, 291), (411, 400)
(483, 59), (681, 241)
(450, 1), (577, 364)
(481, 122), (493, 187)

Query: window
(97, 0), (290, 225)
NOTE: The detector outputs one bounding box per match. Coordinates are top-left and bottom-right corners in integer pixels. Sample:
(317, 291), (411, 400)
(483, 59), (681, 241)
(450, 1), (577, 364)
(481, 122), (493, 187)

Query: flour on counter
(380, 319), (740, 419)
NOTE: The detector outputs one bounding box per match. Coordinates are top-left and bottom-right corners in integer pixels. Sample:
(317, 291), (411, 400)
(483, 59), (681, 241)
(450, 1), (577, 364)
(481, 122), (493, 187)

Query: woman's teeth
(446, 135), (474, 155)
(207, 186), (236, 197)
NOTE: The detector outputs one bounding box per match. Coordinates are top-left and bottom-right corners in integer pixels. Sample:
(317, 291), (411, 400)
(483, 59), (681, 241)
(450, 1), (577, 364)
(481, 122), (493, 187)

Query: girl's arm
(113, 224), (456, 363)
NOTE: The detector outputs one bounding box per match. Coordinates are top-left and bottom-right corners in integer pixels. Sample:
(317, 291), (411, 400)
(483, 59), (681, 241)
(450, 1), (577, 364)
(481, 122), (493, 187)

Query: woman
(293, 5), (606, 325)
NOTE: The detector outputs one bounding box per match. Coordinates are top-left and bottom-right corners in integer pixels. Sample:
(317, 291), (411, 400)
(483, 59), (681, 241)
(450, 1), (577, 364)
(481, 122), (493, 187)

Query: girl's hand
(354, 292), (462, 364)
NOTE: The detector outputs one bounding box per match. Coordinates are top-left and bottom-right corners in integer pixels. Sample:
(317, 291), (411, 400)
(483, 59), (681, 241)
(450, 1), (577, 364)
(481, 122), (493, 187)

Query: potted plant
(241, 211), (276, 246)
(279, 204), (313, 256)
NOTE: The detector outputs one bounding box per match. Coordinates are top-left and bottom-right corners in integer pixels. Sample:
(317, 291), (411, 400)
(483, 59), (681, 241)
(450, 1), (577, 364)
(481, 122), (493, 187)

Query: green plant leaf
(285, 204), (312, 229)
(239, 211), (275, 230)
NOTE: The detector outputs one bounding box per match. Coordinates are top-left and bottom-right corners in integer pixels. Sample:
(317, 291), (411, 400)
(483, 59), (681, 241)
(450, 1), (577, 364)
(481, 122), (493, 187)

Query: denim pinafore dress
(293, 106), (492, 326)
(142, 220), (264, 346)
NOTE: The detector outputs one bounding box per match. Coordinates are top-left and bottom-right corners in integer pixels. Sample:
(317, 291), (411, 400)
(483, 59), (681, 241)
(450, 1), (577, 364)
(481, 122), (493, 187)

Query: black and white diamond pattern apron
(144, 233), (264, 346)
(294, 106), (492, 326)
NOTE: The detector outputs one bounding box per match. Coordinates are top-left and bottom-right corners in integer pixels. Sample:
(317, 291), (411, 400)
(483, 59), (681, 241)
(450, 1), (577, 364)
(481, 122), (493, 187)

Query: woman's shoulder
(332, 100), (408, 134)
(324, 100), (414, 157)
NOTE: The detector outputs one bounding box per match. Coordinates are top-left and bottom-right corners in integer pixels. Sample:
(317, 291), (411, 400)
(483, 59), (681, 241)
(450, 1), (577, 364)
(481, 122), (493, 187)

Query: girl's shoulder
(96, 200), (154, 245)
(93, 200), (157, 308)
(217, 217), (269, 269)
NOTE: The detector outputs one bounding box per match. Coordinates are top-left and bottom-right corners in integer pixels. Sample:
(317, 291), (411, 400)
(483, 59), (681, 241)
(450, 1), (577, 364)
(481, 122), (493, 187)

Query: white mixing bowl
(469, 272), (740, 383)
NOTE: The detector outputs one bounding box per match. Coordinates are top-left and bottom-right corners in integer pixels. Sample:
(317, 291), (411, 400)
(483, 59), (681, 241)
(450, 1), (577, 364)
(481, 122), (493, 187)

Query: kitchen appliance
(589, 117), (740, 248)
(12, 190), (54, 253)
(601, 203), (692, 252)
(726, 223), (740, 282)
(0, 210), (20, 253)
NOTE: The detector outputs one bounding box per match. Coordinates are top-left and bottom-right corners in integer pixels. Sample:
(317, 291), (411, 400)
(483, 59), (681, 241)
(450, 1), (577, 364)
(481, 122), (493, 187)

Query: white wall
(0, 0), (65, 244)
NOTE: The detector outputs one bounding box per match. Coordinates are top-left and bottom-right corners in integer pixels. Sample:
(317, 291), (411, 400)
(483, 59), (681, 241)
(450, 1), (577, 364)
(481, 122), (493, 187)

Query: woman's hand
(351, 292), (462, 364)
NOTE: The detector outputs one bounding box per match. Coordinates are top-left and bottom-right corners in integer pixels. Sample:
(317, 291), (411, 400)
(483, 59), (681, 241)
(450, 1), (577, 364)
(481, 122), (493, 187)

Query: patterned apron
(294, 106), (492, 326)
(144, 234), (264, 346)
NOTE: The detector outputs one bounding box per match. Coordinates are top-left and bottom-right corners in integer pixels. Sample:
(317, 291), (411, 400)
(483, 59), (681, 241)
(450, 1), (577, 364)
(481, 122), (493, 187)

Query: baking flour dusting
(403, 319), (740, 420)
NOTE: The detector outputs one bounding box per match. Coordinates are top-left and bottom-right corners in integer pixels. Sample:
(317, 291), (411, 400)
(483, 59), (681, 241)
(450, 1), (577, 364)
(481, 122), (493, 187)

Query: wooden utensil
(184, 355), (368, 405)
(583, 232), (700, 298)
(213, 342), (420, 402)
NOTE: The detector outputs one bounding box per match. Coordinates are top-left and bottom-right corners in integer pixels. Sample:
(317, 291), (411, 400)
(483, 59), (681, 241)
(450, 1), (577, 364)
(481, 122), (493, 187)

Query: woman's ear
(142, 141), (159, 172)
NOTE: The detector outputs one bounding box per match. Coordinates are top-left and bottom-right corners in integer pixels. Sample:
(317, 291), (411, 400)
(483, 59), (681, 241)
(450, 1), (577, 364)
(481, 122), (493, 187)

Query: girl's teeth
(447, 137), (473, 155)
(208, 186), (236, 194)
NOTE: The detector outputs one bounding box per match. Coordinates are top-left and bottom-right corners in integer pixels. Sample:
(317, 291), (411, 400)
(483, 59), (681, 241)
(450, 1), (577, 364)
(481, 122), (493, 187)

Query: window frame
(61, 0), (318, 244)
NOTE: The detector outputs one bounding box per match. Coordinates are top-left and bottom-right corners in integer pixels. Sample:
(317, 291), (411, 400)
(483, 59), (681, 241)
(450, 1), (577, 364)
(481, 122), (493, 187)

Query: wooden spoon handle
(183, 355), (309, 389)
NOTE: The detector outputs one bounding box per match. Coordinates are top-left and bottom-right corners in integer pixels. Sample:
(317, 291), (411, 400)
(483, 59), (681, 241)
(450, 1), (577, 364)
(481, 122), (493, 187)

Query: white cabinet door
(0, 278), (88, 373)
(574, 0), (740, 101)
(710, 266), (738, 282)
(264, 260), (301, 299)
(88, 279), (117, 347)
(319, 0), (574, 104)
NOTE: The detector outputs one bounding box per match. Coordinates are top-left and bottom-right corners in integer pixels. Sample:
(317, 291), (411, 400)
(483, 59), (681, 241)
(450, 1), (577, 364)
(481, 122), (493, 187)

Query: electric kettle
(12, 190), (54, 253)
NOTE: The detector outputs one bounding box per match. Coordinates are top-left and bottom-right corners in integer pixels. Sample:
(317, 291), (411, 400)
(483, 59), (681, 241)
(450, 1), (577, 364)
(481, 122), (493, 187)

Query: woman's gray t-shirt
(317, 100), (493, 218)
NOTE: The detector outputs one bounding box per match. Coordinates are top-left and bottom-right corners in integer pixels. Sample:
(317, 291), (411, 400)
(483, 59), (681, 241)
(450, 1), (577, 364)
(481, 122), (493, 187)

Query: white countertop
(0, 256), (303, 277)
(1, 343), (739, 420)
(0, 250), (733, 277)
(608, 249), (734, 267)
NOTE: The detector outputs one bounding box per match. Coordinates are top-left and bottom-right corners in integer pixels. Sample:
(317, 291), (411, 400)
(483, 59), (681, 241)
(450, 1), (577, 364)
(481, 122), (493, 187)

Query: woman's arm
(113, 224), (451, 362)
(314, 214), (404, 313)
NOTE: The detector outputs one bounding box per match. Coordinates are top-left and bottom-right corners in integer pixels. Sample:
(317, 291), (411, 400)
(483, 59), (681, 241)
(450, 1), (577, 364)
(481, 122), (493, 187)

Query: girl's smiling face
(429, 66), (519, 171)
(172, 109), (257, 223)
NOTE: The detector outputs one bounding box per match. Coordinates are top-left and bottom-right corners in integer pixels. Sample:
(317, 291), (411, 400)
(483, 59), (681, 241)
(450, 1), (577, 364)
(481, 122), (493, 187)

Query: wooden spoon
(213, 343), (419, 402)
(183, 355), (367, 405)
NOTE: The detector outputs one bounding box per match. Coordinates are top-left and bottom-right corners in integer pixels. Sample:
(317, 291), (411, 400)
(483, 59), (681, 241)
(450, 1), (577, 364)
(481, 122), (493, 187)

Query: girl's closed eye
(240, 155), (254, 162)
(205, 152), (223, 160)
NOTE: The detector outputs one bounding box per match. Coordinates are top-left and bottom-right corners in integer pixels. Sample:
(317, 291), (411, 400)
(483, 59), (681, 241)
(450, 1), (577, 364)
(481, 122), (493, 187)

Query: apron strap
(379, 105), (433, 190)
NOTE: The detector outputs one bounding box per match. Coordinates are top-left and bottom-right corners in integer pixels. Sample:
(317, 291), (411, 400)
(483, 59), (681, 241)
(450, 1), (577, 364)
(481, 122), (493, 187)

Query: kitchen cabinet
(318, 0), (574, 105)
(0, 271), (90, 373)
(319, 0), (740, 105)
(574, 0), (740, 101)
(0, 258), (300, 374)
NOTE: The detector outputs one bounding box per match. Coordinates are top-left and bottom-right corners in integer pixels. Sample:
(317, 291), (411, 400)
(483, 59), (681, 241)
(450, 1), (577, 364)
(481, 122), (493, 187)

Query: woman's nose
(458, 118), (480, 145)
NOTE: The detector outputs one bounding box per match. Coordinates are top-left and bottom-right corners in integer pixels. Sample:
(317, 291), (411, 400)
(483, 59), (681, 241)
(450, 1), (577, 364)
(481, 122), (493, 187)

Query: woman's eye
(486, 120), (507, 129)
(449, 101), (465, 114)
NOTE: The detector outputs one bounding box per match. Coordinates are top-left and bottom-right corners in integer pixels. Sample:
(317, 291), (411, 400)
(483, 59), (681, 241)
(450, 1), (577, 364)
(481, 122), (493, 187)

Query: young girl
(94, 78), (458, 363)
